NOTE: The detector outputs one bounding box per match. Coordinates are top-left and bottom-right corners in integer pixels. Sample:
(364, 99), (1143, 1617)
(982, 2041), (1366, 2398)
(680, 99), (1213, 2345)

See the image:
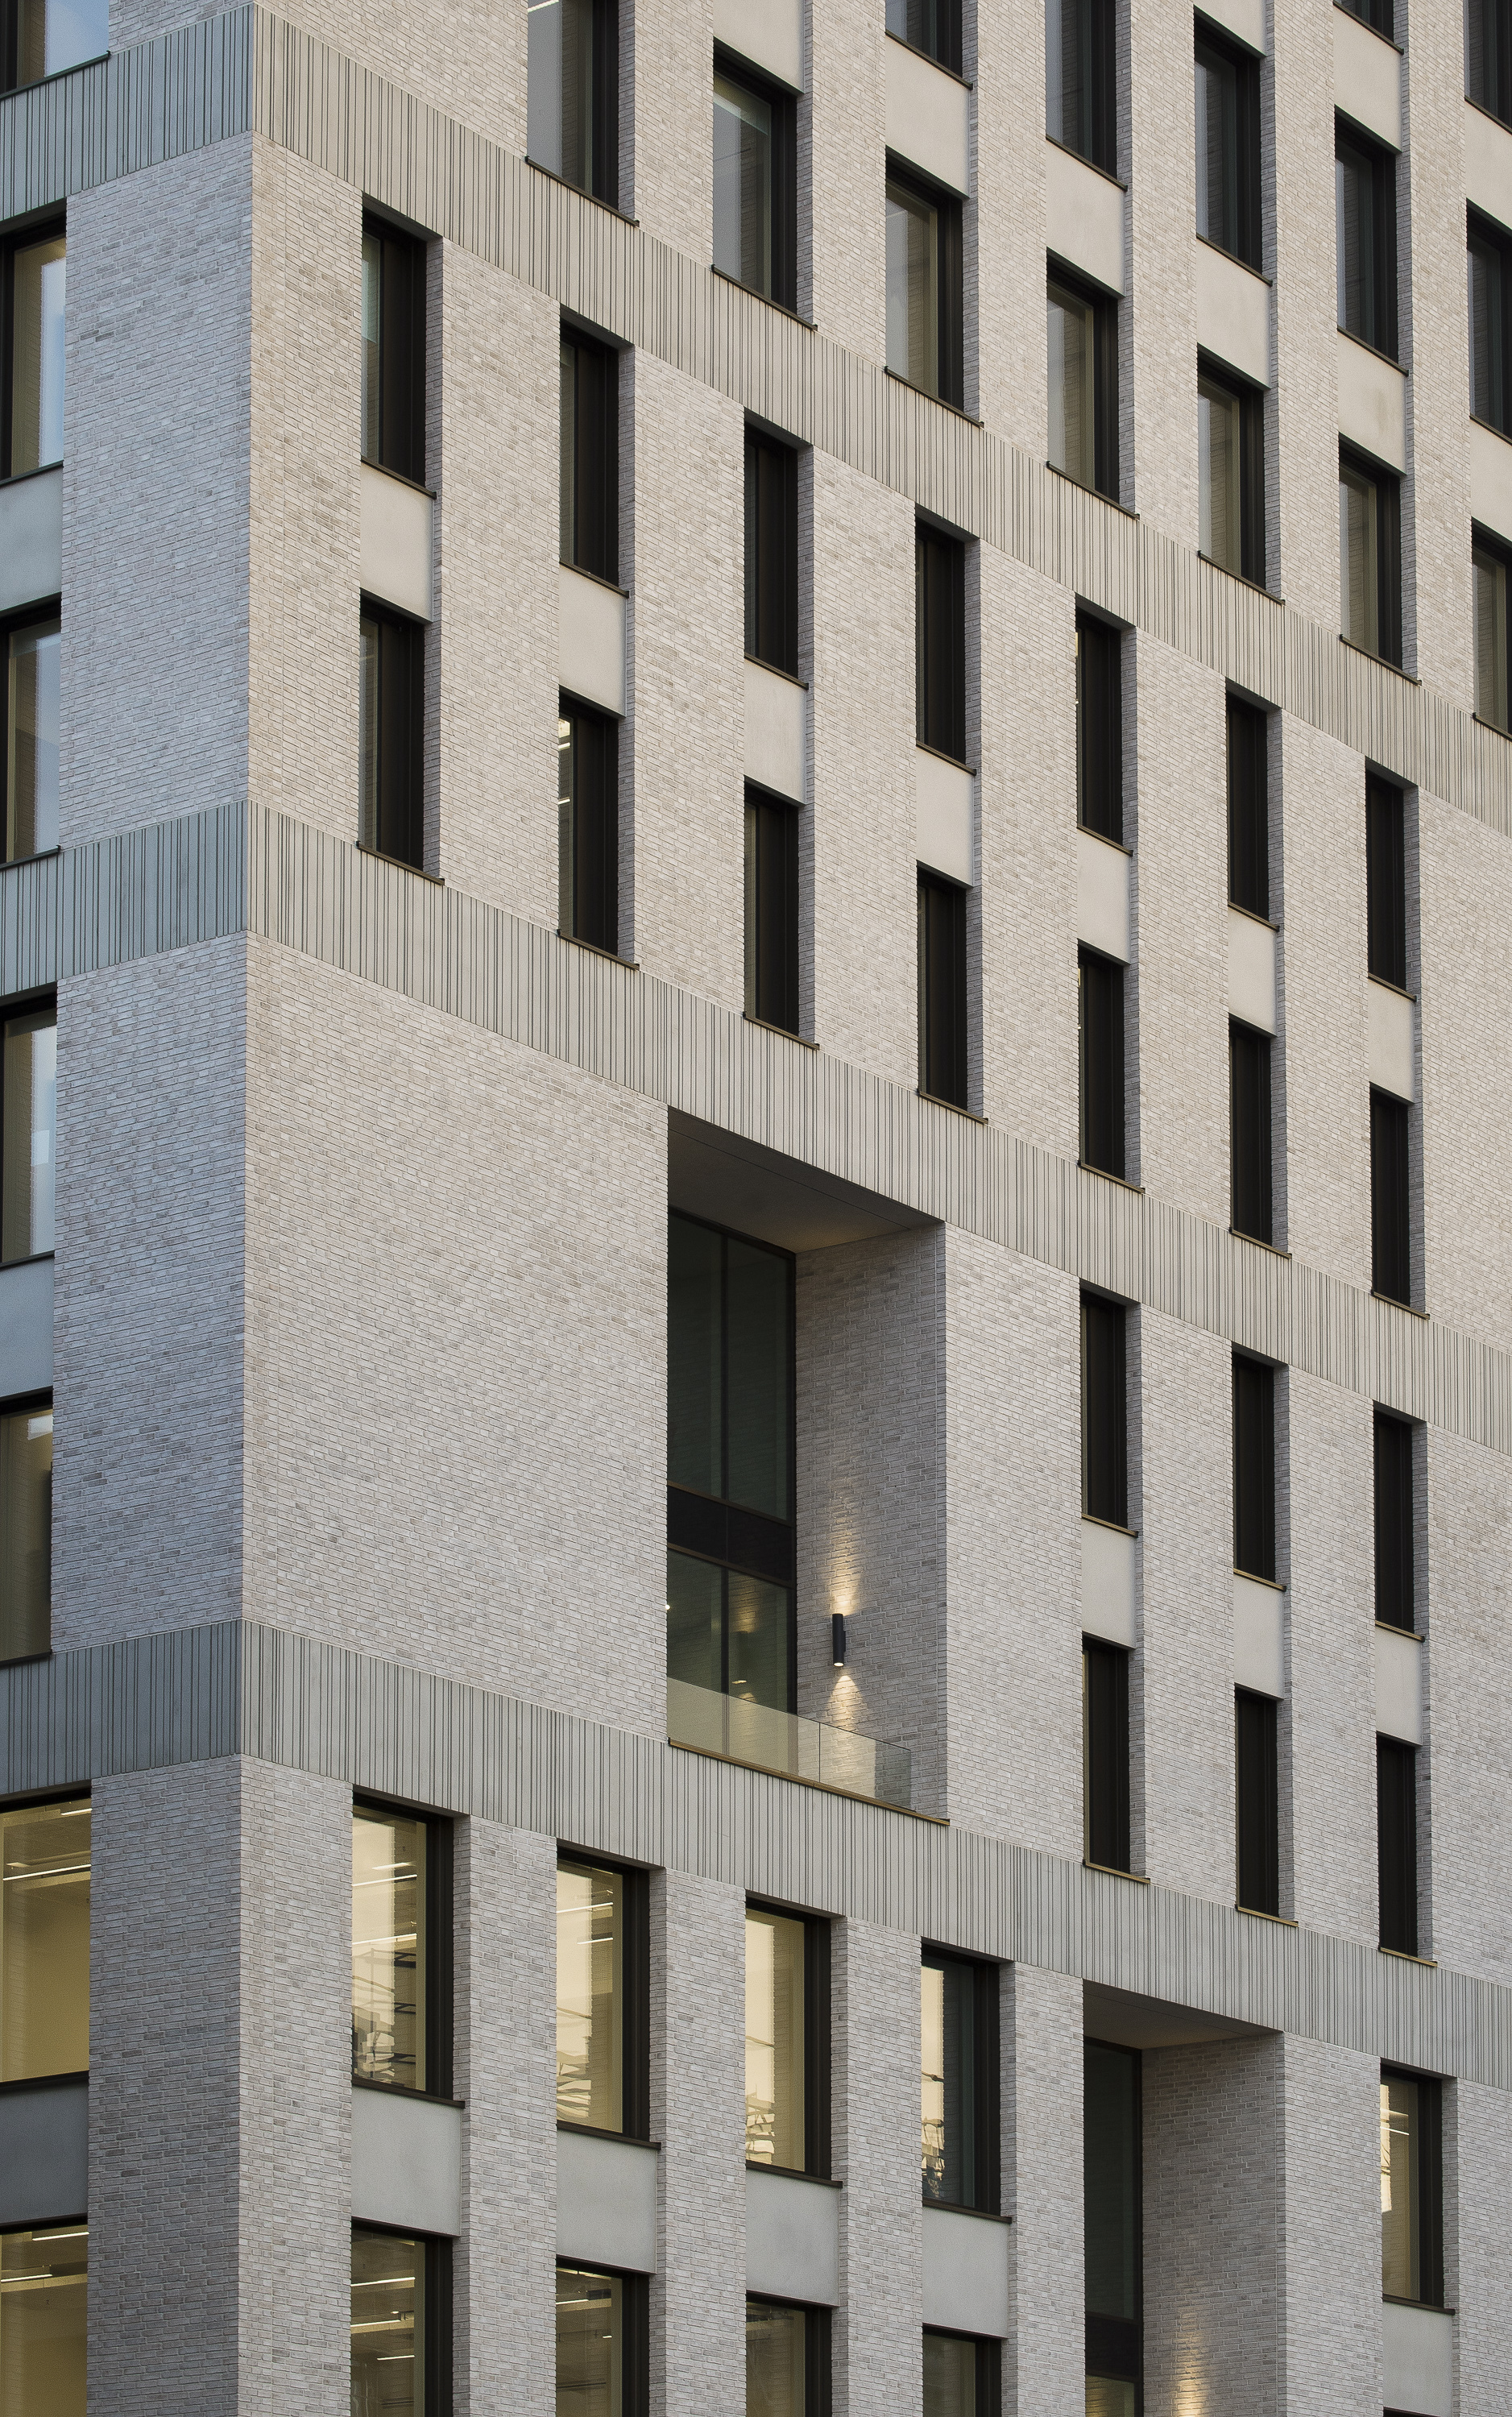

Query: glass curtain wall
(1084, 2039), (1141, 2416)
(351, 2228), (422, 2417)
(352, 1806), (426, 2092)
(557, 2267), (623, 2416)
(0, 2224), (86, 2417)
(745, 1906), (806, 2169)
(0, 1799), (89, 2081)
(4, 625), (60, 864)
(0, 1399), (52, 1661)
(556, 1859), (623, 2131)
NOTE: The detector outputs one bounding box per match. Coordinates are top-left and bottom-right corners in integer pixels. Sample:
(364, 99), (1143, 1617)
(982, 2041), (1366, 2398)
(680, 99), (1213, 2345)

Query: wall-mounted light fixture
(831, 1612), (847, 1667)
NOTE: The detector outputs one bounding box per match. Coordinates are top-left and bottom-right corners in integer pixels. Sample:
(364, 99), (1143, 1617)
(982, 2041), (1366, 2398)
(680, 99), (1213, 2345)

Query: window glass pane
(1199, 379), (1241, 571)
(529, 0), (594, 188)
(361, 229), (381, 462)
(725, 1237), (789, 1518)
(0, 1402), (51, 1662)
(714, 74), (773, 296)
(0, 2224), (87, 2417)
(351, 2228), (422, 2417)
(1195, 47), (1238, 252)
(6, 624), (60, 864)
(351, 1807), (426, 2092)
(557, 2267), (622, 2417)
(666, 1549), (723, 1693)
(1085, 2385), (1137, 2417)
(1084, 2042), (1138, 2320)
(2, 1012), (56, 1263)
(1381, 2074), (1419, 2300)
(923, 2330), (976, 2417)
(557, 713), (577, 935)
(10, 238), (65, 476)
(10, 0), (106, 82)
(922, 1955), (976, 2205)
(727, 1571), (789, 1712)
(0, 1800), (89, 2083)
(886, 180), (938, 392)
(746, 2299), (806, 2417)
(1048, 283), (1096, 488)
(1474, 545), (1509, 727)
(560, 342), (577, 564)
(746, 1908), (805, 2169)
(1340, 466), (1378, 653)
(358, 616), (380, 850)
(556, 1860), (623, 2132)
(668, 1214), (723, 1497)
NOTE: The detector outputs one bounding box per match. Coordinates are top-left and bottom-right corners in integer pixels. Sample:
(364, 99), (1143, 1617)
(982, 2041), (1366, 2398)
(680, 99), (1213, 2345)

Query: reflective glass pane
(556, 1860), (623, 2131)
(351, 2228), (422, 2417)
(1381, 2074), (1419, 2301)
(1048, 283), (1096, 488)
(667, 1214), (723, 1497)
(557, 714), (576, 935)
(529, 0), (594, 189)
(556, 2267), (621, 2416)
(713, 74), (773, 296)
(10, 238), (65, 475)
(1085, 2384), (1136, 2417)
(666, 1550), (723, 1693)
(745, 1907), (805, 2169)
(922, 1955), (976, 2206)
(746, 2299), (806, 2417)
(560, 342), (578, 564)
(6, 623), (60, 864)
(361, 230), (381, 462)
(886, 180), (938, 392)
(1198, 379), (1241, 571)
(0, 1403), (51, 1662)
(923, 2329), (976, 2417)
(1474, 545), (1509, 728)
(1340, 467), (1378, 654)
(1083, 2041), (1138, 2320)
(0, 2225), (86, 2417)
(352, 1808), (426, 2091)
(2, 1011), (56, 1262)
(1195, 48), (1238, 252)
(0, 1800), (89, 2083)
(725, 1237), (789, 1517)
(727, 1571), (789, 1712)
(10, 0), (106, 84)
(359, 616), (380, 849)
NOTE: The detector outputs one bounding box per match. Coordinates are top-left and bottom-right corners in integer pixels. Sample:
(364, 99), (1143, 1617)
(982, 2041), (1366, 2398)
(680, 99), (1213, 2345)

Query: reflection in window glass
(714, 73), (773, 297)
(1195, 40), (1239, 254)
(360, 228), (382, 465)
(0, 1401), (51, 1663)
(667, 1213), (792, 1520)
(0, 1799), (89, 2083)
(4, 624), (60, 865)
(746, 1907), (805, 2170)
(1048, 280), (1096, 489)
(0, 2224), (87, 2417)
(1381, 2073), (1419, 2301)
(746, 2299), (806, 2417)
(557, 2267), (621, 2417)
(923, 2329), (976, 2417)
(1340, 462), (1378, 654)
(6, 0), (106, 88)
(556, 1859), (623, 2131)
(10, 238), (65, 475)
(528, 0), (595, 191)
(351, 2228), (422, 2417)
(1198, 375), (1241, 571)
(352, 1807), (426, 2091)
(1474, 541), (1510, 728)
(2, 1011), (56, 1262)
(921, 1955), (976, 2208)
(886, 178), (938, 393)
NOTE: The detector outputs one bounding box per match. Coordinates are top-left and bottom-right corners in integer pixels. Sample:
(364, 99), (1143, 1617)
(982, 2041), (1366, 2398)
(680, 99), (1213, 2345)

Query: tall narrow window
(1339, 448), (1402, 665)
(0, 1797), (89, 2081)
(1079, 947), (1125, 1180)
(1075, 612), (1122, 842)
(1380, 2071), (1444, 2306)
(3, 619), (60, 863)
(2, 1003), (56, 1263)
(887, 0), (962, 73)
(353, 2227), (450, 2416)
(528, 0), (619, 204)
(1, 0), (106, 89)
(1377, 1737), (1418, 1954)
(1469, 213), (1512, 436)
(1084, 2038), (1141, 2411)
(1235, 1689), (1279, 1916)
(1229, 1020), (1272, 1246)
(747, 2299), (830, 2417)
(916, 526), (967, 761)
(351, 1803), (451, 2097)
(2, 224), (65, 477)
(560, 330), (618, 584)
(557, 702), (618, 954)
(1047, 0), (1116, 172)
(1370, 1088), (1411, 1305)
(666, 1215), (794, 1716)
(1227, 695), (1269, 917)
(746, 431), (799, 678)
(886, 167), (963, 407)
(361, 218), (426, 484)
(1198, 363), (1265, 584)
(1048, 268), (1117, 498)
(745, 788), (800, 1034)
(923, 2331), (997, 2417)
(0, 2224), (86, 2412)
(1195, 22), (1261, 270)
(714, 56), (796, 309)
(1081, 1291), (1128, 1528)
(1232, 1354), (1275, 1583)
(921, 1952), (999, 2212)
(1468, 0), (1512, 126)
(359, 605), (425, 869)
(1365, 776), (1407, 988)
(557, 1855), (648, 2138)
(1083, 1639), (1131, 1872)
(918, 872), (968, 1109)
(1336, 120), (1398, 358)
(558, 2267), (648, 2417)
(1473, 530), (1512, 730)
(746, 1904), (829, 2175)
(0, 1393), (51, 1661)
(1373, 1407), (1415, 1633)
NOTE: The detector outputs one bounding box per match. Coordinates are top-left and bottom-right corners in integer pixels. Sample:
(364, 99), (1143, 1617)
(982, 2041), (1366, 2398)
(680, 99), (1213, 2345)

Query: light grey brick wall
(1278, 2033), (1384, 2415)
(968, 0), (1050, 454)
(1124, 0), (1199, 541)
(1003, 1965), (1083, 2417)
(806, 0), (885, 364)
(1423, 1421), (1512, 1987)
(1400, 0), (1474, 700)
(1268, 0), (1344, 627)
(831, 1917), (922, 2417)
(1450, 2077), (1512, 2411)
(651, 1868), (745, 2417)
(1287, 1371), (1377, 1944)
(623, 0), (715, 258)
(1418, 788), (1512, 1354)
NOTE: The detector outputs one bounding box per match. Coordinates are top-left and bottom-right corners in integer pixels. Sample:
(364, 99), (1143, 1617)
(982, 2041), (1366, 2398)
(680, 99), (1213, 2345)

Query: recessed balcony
(667, 1677), (912, 1810)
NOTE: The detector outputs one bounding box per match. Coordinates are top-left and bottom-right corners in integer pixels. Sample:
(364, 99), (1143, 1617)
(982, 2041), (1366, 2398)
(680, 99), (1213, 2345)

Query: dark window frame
(0, 982), (56, 1272)
(1380, 2067), (1444, 2309)
(0, 214), (65, 481)
(922, 2328), (1002, 2417)
(1047, 259), (1120, 501)
(1, 602), (64, 870)
(1377, 1737), (1419, 1955)
(747, 1897), (832, 2180)
(1078, 945), (1125, 1182)
(714, 47), (798, 313)
(1195, 16), (1262, 272)
(556, 2260), (650, 2416)
(555, 1847), (652, 2142)
(1373, 1406), (1416, 1636)
(1048, 0), (1117, 176)
(1080, 1289), (1129, 1531)
(0, 1385), (55, 1667)
(1468, 0), (1512, 126)
(557, 694), (619, 958)
(745, 426), (800, 678)
(1472, 520), (1512, 732)
(746, 2295), (832, 2416)
(1226, 693), (1270, 918)
(919, 1946), (1000, 2216)
(887, 156), (965, 410)
(1232, 1352), (1276, 1583)
(361, 211), (428, 487)
(1235, 1686), (1280, 1917)
(744, 783), (801, 1037)
(1339, 444), (1402, 669)
(918, 869), (970, 1112)
(1197, 354), (1266, 587)
(560, 324), (619, 586)
(1083, 2036), (1142, 2402)
(1336, 118), (1398, 361)
(916, 522), (967, 765)
(358, 598), (425, 873)
(352, 2221), (453, 2415)
(1228, 1017), (1273, 1247)
(1365, 773), (1408, 989)
(352, 1793), (455, 2102)
(1369, 1085), (1412, 1308)
(1469, 208), (1512, 437)
(1083, 1636), (1132, 1874)
(1075, 608), (1124, 844)
(527, 0), (619, 206)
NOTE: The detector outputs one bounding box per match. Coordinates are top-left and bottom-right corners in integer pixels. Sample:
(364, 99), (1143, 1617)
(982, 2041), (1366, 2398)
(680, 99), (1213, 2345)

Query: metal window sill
(710, 264), (810, 325)
(1082, 1512), (1139, 1539)
(1045, 459), (1135, 517)
(917, 740), (977, 775)
(556, 931), (640, 970)
(1233, 1567), (1286, 1590)
(356, 842), (442, 885)
(0, 461), (63, 492)
(359, 456), (435, 500)
(883, 366), (980, 425)
(1228, 900), (1278, 931)
(1375, 1620), (1424, 1641)
(351, 2075), (466, 2109)
(1083, 1860), (1150, 1884)
(1229, 1228), (1291, 1259)
(1339, 632), (1418, 682)
(744, 654), (807, 690)
(1044, 135), (1125, 191)
(922, 2195), (1010, 2221)
(1079, 1163), (1144, 1196)
(884, 29), (972, 88)
(1079, 822), (1133, 856)
(748, 2161), (842, 2187)
(1195, 231), (1270, 284)
(524, 157), (638, 226)
(744, 1012), (818, 1049)
(0, 48), (107, 96)
(1334, 3), (1403, 54)
(918, 1089), (987, 1122)
(1235, 1903), (1299, 1926)
(561, 559), (628, 599)
(1378, 1946), (1438, 1968)
(559, 2119), (661, 2149)
(1370, 1289), (1428, 1319)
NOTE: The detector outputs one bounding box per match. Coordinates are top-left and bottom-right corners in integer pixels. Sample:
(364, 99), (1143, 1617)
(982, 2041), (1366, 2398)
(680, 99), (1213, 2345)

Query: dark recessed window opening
(557, 2265), (648, 2417)
(1048, 265), (1118, 499)
(886, 163), (964, 407)
(1076, 611), (1123, 843)
(923, 2329), (1000, 2417)
(362, 216), (426, 485)
(887, 0), (963, 74)
(746, 429), (800, 677)
(1340, 0), (1392, 35)
(1229, 1018), (1273, 1246)
(1336, 121), (1398, 359)
(1365, 775), (1407, 987)
(556, 1854), (650, 2138)
(1235, 1687), (1280, 1916)
(1084, 2038), (1141, 2407)
(1473, 528), (1512, 731)
(747, 2299), (831, 2417)
(1469, 211), (1512, 437)
(1468, 0), (1512, 126)
(715, 52), (797, 310)
(1377, 1735), (1418, 1955)
(560, 328), (619, 584)
(352, 2226), (452, 2416)
(1199, 360), (1266, 584)
(528, 0), (619, 205)
(1373, 1407), (1415, 1633)
(557, 700), (619, 955)
(1339, 446), (1402, 667)
(1, 220), (65, 478)
(1048, 0), (1117, 173)
(359, 603), (425, 870)
(745, 786), (800, 1034)
(918, 870), (969, 1109)
(745, 1901), (831, 2178)
(1195, 20), (1261, 271)
(1370, 1087), (1411, 1306)
(0, 1794), (89, 2079)
(0, 1387), (52, 1661)
(1083, 1639), (1131, 1872)
(1227, 694), (1269, 918)
(1, 0), (107, 93)
(1232, 1353), (1276, 1583)
(1078, 947), (1125, 1181)
(2, 613), (60, 864)
(1381, 2069), (1444, 2307)
(666, 1213), (794, 1715)
(1081, 1291), (1128, 1528)
(352, 1800), (454, 2097)
(921, 1951), (1000, 2213)
(917, 524), (967, 762)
